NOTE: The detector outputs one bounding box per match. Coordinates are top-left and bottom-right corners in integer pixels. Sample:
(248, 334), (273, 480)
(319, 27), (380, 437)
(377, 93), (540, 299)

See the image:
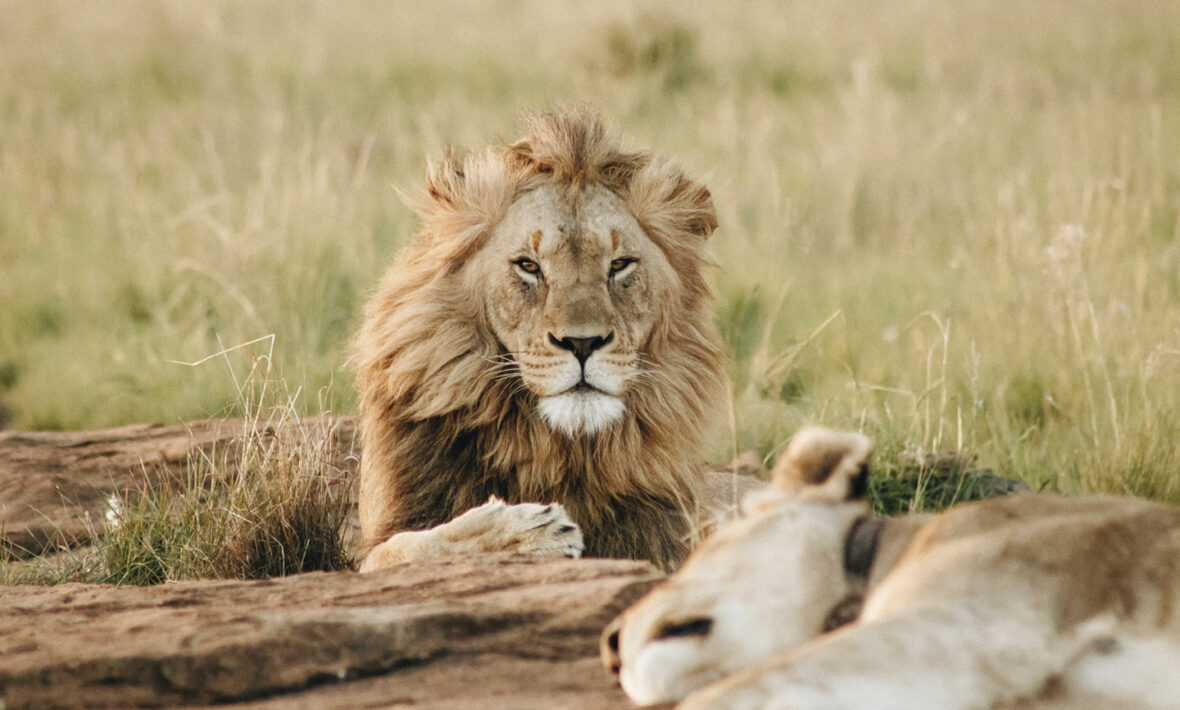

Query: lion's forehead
(502, 184), (573, 233)
(578, 186), (644, 242)
(501, 184), (647, 257)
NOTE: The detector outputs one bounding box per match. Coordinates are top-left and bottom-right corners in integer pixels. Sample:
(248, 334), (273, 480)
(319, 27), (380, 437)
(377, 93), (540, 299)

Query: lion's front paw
(442, 496), (585, 559)
(358, 497), (585, 571)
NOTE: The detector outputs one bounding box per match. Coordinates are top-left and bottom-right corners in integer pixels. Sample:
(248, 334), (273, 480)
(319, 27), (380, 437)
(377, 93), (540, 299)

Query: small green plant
(868, 464), (1031, 517)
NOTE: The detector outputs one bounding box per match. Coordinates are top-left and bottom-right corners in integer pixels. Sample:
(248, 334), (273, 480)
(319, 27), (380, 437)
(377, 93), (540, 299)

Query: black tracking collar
(844, 515), (884, 579)
(822, 515), (884, 633)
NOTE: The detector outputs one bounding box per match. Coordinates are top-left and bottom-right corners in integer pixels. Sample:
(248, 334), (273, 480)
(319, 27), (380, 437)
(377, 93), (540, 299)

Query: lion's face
(603, 494), (863, 705)
(472, 182), (678, 437)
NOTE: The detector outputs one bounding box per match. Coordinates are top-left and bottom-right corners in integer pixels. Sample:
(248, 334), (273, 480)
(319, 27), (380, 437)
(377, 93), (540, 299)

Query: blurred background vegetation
(2, 0), (1179, 501)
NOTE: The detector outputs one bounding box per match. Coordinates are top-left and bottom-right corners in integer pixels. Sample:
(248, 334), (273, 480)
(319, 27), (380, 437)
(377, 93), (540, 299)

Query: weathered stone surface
(0, 556), (660, 709)
(0, 416), (357, 558)
(0, 419), (662, 708)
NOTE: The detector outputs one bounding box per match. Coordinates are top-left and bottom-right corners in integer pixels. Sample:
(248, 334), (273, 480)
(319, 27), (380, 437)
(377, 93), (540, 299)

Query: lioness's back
(895, 493), (1180, 629)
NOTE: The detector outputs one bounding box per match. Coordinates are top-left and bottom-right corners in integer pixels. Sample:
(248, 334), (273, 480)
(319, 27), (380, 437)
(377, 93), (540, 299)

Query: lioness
(605, 427), (1180, 709)
(352, 108), (760, 572)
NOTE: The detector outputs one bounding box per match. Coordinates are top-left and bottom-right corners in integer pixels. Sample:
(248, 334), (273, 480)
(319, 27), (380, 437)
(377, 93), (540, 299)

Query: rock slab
(0, 556), (660, 709)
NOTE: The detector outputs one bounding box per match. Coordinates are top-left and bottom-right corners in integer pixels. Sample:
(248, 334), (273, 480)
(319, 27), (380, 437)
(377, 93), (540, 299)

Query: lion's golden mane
(352, 108), (726, 566)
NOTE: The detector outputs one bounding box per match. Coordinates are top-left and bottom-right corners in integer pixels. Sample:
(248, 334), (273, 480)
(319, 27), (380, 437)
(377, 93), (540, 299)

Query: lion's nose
(549, 331), (614, 366)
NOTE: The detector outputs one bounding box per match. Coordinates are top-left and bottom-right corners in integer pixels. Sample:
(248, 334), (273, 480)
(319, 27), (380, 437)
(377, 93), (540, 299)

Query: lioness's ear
(771, 427), (874, 504)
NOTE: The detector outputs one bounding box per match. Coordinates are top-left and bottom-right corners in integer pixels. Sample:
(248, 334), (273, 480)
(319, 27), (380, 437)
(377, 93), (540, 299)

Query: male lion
(604, 427), (1180, 709)
(353, 108), (747, 572)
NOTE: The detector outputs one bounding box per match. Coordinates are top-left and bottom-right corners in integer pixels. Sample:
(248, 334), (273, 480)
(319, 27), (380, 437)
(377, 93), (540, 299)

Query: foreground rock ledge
(0, 556), (660, 710)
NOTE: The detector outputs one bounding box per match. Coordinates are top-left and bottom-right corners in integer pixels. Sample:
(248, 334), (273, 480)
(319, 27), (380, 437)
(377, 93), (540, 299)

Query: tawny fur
(606, 427), (1180, 709)
(351, 107), (726, 567)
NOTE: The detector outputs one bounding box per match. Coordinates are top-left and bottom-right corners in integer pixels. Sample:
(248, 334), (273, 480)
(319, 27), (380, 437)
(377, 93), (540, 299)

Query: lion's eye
(610, 258), (637, 276)
(514, 258), (542, 277)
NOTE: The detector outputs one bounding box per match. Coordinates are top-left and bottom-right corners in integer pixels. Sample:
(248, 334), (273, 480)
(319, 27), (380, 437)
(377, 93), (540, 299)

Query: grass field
(3, 0), (1180, 505)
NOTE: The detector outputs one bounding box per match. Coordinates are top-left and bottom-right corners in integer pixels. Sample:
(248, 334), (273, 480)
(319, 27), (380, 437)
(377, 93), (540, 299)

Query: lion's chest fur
(363, 401), (701, 566)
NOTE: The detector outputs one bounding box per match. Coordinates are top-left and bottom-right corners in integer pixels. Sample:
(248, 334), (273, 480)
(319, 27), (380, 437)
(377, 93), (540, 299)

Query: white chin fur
(537, 390), (625, 436)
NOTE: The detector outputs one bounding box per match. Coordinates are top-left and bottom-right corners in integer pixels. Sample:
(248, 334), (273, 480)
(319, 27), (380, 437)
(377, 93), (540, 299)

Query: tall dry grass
(2, 0), (1179, 505)
(94, 340), (355, 585)
(94, 409), (354, 585)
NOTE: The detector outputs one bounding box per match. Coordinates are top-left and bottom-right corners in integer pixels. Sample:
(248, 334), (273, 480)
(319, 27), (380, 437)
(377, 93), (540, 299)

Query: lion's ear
(422, 147), (468, 208)
(671, 175), (718, 239)
(405, 148), (516, 265)
(771, 427), (874, 505)
(627, 163), (718, 243)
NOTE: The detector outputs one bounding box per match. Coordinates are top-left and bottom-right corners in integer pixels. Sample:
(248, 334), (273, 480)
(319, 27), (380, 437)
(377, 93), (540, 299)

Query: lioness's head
(400, 108), (718, 437)
(602, 427), (875, 705)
